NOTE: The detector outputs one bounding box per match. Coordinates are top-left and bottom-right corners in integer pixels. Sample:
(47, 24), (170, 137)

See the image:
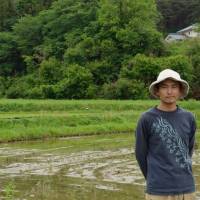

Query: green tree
(64, 0), (163, 87)
(13, 15), (43, 55)
(102, 78), (147, 99)
(15, 0), (55, 17)
(186, 39), (200, 99)
(6, 74), (38, 98)
(88, 60), (117, 85)
(120, 54), (192, 87)
(0, 0), (16, 31)
(0, 0), (169, 99)
(55, 64), (93, 99)
(39, 57), (63, 84)
(98, 0), (163, 57)
(0, 32), (22, 76)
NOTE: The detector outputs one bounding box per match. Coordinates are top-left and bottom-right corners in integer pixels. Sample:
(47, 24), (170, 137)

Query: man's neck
(157, 103), (177, 112)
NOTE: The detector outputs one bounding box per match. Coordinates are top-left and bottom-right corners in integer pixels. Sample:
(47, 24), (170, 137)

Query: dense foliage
(0, 0), (199, 99)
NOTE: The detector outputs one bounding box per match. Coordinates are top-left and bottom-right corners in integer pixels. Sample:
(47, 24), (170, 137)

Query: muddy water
(0, 138), (200, 200)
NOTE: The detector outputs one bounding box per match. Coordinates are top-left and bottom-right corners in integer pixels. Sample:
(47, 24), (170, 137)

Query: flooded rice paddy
(0, 136), (200, 200)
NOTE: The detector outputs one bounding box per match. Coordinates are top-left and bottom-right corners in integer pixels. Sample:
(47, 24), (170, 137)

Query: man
(135, 69), (196, 200)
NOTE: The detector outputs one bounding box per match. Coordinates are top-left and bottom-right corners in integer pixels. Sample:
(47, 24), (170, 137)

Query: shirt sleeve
(135, 114), (148, 179)
(189, 114), (197, 157)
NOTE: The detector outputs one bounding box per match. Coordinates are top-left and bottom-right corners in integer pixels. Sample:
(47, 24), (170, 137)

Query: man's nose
(167, 87), (172, 94)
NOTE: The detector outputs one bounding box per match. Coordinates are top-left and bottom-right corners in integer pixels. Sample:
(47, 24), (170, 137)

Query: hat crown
(157, 69), (181, 81)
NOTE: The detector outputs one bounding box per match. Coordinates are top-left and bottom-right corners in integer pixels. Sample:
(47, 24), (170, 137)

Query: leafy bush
(120, 54), (161, 85)
(0, 76), (7, 97)
(102, 78), (148, 99)
(39, 57), (63, 84)
(6, 74), (39, 98)
(186, 39), (200, 99)
(121, 54), (192, 85)
(27, 86), (43, 99)
(55, 64), (93, 99)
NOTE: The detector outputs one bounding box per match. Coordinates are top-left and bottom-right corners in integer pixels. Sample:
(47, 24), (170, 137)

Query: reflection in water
(0, 143), (199, 200)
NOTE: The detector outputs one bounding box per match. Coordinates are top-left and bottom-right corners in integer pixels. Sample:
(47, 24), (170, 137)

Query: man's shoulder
(139, 107), (157, 120)
(143, 107), (157, 115)
(179, 106), (194, 115)
(178, 106), (195, 119)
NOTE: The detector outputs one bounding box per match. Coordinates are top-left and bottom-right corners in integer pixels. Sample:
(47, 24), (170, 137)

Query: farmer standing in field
(135, 69), (196, 200)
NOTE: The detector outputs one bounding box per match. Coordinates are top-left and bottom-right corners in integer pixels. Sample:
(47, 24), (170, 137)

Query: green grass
(0, 99), (199, 143)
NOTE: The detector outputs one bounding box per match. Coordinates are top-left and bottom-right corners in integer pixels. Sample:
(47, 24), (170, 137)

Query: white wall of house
(184, 30), (198, 37)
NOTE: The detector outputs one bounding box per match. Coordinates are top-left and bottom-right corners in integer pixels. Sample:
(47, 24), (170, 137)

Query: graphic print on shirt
(151, 117), (191, 171)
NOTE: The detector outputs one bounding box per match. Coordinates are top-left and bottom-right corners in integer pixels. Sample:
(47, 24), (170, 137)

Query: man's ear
(154, 88), (159, 98)
(179, 85), (184, 100)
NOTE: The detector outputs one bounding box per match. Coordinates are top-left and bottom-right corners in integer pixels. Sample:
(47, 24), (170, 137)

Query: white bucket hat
(149, 69), (189, 98)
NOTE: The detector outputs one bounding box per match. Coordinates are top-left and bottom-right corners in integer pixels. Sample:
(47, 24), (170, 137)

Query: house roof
(177, 24), (197, 33)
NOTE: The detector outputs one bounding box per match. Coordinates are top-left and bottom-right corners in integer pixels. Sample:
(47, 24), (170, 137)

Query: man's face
(155, 79), (182, 104)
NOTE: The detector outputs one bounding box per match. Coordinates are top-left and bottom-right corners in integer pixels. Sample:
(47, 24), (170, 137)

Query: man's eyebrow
(171, 82), (179, 86)
(160, 82), (179, 86)
(160, 83), (168, 86)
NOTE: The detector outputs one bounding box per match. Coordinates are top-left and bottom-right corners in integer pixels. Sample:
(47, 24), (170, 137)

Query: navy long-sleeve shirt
(135, 106), (196, 195)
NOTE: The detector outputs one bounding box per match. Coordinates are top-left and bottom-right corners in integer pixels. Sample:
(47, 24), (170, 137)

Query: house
(177, 24), (199, 38)
(165, 24), (199, 42)
(165, 33), (186, 42)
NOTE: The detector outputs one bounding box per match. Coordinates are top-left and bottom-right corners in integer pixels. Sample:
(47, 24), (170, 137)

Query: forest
(0, 0), (200, 99)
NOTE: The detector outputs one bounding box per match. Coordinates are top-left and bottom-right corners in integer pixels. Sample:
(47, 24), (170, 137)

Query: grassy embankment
(0, 99), (199, 144)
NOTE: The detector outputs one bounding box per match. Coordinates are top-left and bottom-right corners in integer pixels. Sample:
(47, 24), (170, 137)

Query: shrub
(55, 64), (93, 99)
(5, 74), (39, 98)
(102, 78), (148, 99)
(121, 54), (192, 86)
(39, 57), (63, 84)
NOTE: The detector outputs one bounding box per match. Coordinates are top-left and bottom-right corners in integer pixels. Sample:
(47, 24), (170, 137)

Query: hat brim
(149, 77), (189, 98)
